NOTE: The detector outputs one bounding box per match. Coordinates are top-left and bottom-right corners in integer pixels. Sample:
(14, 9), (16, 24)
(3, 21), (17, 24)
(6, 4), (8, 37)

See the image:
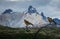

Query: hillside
(0, 25), (60, 39)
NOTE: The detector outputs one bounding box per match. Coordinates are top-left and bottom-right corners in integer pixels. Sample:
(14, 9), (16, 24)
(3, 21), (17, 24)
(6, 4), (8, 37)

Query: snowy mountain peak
(0, 6), (50, 28)
(53, 18), (60, 25)
(27, 5), (38, 15)
(2, 9), (13, 14)
(41, 12), (46, 19)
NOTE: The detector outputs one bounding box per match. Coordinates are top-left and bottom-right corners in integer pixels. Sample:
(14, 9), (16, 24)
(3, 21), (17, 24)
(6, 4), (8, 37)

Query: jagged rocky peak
(53, 18), (60, 25)
(41, 12), (46, 19)
(27, 5), (37, 14)
(2, 9), (13, 14)
(41, 12), (45, 17)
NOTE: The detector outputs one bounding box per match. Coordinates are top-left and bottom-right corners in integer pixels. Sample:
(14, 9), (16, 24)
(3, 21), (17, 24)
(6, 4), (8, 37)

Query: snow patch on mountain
(0, 12), (24, 27)
(14, 12), (49, 28)
(0, 6), (50, 28)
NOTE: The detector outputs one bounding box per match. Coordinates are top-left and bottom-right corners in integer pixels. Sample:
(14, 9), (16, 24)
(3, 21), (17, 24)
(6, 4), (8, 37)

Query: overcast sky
(0, 0), (60, 18)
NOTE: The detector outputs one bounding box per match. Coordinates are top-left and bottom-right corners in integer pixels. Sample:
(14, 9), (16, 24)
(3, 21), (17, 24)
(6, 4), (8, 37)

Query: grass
(0, 25), (60, 39)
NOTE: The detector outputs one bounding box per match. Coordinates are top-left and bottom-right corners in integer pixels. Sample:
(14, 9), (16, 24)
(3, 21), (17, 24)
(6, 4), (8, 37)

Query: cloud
(49, 0), (60, 11)
(7, 0), (20, 1)
(36, 0), (60, 18)
(0, 0), (60, 18)
(0, 0), (52, 13)
(0, 0), (32, 2)
(33, 0), (52, 6)
(37, 6), (60, 18)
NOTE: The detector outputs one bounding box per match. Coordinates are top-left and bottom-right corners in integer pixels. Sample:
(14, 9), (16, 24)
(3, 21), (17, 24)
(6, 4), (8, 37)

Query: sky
(0, 0), (60, 18)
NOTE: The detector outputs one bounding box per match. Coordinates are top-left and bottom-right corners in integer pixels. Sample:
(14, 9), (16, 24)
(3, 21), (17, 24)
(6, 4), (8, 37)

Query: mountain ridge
(0, 6), (60, 28)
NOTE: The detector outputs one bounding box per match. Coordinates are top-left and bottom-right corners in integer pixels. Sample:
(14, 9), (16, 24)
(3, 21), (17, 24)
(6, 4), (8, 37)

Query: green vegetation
(0, 25), (60, 39)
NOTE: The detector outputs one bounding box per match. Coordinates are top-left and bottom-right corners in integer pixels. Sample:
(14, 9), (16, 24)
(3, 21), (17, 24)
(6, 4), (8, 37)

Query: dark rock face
(41, 12), (46, 19)
(28, 5), (37, 14)
(53, 18), (60, 25)
(2, 9), (12, 14)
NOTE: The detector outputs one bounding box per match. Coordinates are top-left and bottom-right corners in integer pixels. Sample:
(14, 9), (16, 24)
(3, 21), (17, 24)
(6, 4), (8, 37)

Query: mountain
(53, 18), (60, 25)
(27, 5), (38, 14)
(41, 12), (46, 19)
(15, 6), (49, 28)
(0, 11), (24, 27)
(0, 6), (49, 28)
(40, 12), (48, 22)
(2, 9), (13, 14)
